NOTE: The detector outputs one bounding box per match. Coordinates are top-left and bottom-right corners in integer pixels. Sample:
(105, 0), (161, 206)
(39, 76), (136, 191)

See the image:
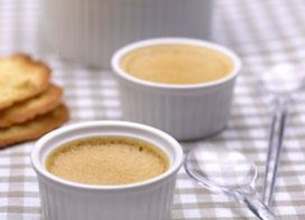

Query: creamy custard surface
(46, 137), (169, 185)
(121, 44), (233, 85)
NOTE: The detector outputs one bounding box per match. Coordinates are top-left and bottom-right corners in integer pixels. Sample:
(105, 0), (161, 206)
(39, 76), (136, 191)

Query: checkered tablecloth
(1, 0), (305, 219)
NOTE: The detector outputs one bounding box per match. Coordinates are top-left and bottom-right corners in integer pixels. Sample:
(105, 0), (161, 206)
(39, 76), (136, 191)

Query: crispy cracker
(0, 104), (69, 148)
(0, 54), (50, 110)
(0, 84), (63, 128)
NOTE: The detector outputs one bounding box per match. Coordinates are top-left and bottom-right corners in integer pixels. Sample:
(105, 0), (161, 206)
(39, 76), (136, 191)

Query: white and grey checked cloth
(1, 0), (305, 219)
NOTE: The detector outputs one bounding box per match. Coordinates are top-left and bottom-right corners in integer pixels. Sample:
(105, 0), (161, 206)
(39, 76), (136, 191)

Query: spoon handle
(242, 193), (278, 220)
(263, 105), (287, 206)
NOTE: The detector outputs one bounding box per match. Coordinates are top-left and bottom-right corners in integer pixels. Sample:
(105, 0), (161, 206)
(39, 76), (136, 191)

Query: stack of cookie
(0, 54), (69, 148)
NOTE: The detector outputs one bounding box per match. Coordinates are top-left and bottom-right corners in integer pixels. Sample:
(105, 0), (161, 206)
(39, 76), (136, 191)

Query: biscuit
(0, 104), (69, 148)
(0, 54), (50, 110)
(0, 84), (63, 128)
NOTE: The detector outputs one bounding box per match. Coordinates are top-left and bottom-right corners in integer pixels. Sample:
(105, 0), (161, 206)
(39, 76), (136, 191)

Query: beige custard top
(46, 137), (169, 185)
(121, 44), (233, 85)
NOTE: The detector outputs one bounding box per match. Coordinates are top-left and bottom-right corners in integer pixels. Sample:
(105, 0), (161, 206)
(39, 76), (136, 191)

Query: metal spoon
(184, 145), (277, 220)
(260, 63), (305, 206)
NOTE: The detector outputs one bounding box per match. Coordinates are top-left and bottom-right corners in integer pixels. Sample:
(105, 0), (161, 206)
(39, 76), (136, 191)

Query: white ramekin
(31, 121), (184, 220)
(38, 0), (213, 68)
(112, 38), (242, 140)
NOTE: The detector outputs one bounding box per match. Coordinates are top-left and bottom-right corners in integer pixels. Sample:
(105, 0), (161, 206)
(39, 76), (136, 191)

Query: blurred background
(1, 0), (305, 71)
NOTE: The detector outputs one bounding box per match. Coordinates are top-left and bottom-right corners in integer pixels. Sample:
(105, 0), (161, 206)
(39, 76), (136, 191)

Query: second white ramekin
(112, 38), (242, 140)
(31, 121), (184, 220)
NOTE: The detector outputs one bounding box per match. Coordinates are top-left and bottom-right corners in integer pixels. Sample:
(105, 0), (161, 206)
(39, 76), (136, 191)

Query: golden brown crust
(0, 104), (69, 148)
(0, 53), (51, 110)
(0, 84), (63, 128)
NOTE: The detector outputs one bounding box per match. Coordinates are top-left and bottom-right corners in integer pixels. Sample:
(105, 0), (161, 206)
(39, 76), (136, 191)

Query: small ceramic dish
(31, 121), (184, 220)
(112, 38), (242, 140)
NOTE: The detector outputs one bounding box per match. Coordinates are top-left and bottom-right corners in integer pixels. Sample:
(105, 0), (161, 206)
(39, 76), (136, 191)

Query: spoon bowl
(260, 63), (305, 96)
(185, 145), (277, 220)
(185, 145), (257, 193)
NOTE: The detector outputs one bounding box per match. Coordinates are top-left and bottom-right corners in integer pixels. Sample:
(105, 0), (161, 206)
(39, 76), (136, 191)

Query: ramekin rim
(111, 37), (242, 90)
(31, 121), (184, 191)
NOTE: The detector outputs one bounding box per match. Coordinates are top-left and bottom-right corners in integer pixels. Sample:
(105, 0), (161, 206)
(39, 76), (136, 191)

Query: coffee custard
(46, 137), (169, 185)
(121, 44), (233, 85)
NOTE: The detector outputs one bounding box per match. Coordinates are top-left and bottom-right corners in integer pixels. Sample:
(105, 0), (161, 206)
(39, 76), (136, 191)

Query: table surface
(1, 0), (305, 219)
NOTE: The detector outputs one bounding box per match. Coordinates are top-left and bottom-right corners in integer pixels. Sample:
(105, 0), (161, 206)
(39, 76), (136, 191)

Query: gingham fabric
(1, 0), (305, 219)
